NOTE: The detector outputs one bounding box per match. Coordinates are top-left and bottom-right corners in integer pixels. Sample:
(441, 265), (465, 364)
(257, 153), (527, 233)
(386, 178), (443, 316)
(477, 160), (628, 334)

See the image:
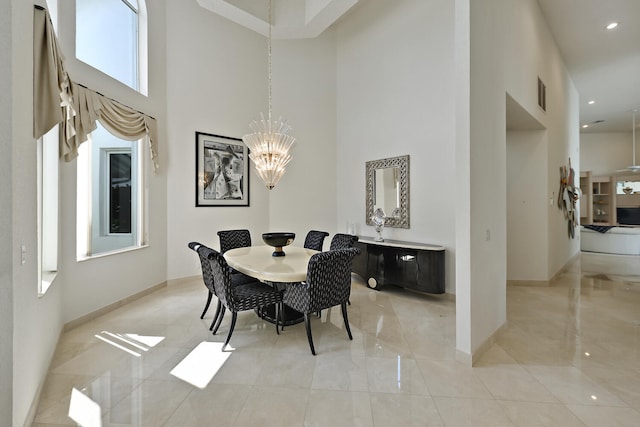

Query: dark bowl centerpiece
(262, 232), (295, 257)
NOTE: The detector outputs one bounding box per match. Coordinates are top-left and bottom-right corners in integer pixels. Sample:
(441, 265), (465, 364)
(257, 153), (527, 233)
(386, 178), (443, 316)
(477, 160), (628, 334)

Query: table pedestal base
(256, 304), (304, 326)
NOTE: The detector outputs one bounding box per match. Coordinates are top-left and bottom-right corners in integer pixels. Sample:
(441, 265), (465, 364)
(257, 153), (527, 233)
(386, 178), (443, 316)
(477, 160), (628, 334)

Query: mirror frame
(366, 155), (410, 229)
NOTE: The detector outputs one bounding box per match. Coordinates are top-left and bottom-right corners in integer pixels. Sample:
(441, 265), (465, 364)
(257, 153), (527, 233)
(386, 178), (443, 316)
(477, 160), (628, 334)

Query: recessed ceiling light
(588, 100), (595, 105)
(582, 124), (589, 128)
(606, 22), (619, 30)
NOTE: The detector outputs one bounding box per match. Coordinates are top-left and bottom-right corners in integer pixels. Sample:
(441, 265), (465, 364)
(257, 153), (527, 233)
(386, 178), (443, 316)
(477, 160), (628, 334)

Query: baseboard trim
(507, 279), (550, 287)
(507, 252), (580, 288)
(456, 321), (508, 367)
(63, 281), (167, 332)
(167, 275), (199, 287)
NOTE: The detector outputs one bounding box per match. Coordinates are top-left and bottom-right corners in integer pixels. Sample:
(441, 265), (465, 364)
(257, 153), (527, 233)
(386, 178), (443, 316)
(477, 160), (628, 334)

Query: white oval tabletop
(224, 245), (319, 283)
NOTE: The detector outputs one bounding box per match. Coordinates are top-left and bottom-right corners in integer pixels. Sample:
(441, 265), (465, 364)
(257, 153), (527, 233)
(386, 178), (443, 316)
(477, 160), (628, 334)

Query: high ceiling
(198, 0), (640, 134)
(537, 0), (640, 134)
(196, 0), (362, 39)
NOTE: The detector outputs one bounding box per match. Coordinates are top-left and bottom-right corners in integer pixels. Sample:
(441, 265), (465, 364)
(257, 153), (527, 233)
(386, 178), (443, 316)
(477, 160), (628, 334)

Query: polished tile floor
(34, 253), (640, 426)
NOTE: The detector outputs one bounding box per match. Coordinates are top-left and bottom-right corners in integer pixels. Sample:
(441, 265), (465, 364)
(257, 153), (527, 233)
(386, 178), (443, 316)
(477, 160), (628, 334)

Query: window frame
(77, 126), (147, 260)
(37, 125), (59, 296)
(74, 0), (147, 95)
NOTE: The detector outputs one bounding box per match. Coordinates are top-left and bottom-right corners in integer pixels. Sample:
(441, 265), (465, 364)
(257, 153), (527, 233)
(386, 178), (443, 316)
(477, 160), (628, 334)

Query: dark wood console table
(353, 237), (445, 294)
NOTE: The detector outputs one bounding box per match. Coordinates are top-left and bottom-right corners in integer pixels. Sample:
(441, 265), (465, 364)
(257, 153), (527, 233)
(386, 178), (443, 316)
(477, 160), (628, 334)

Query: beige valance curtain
(33, 6), (159, 172)
(33, 6), (71, 141)
(63, 82), (159, 171)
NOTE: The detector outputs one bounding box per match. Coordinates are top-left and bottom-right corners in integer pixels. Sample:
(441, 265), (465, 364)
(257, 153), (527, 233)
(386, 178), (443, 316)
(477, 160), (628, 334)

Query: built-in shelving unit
(579, 171), (592, 224)
(616, 187), (640, 225)
(591, 175), (616, 225)
(581, 171), (640, 226)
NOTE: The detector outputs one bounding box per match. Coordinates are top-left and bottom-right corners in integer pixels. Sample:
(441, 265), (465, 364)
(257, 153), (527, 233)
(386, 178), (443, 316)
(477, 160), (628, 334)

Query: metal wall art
(558, 158), (580, 238)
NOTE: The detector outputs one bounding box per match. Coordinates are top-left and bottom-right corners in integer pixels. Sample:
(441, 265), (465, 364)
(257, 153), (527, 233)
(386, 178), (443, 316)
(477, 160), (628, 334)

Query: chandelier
(242, 0), (296, 190)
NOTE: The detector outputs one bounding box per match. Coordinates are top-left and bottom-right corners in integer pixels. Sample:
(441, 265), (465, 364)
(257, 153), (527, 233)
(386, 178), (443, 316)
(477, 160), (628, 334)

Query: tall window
(77, 124), (145, 257)
(38, 126), (59, 295)
(75, 0), (144, 93)
(75, 0), (148, 258)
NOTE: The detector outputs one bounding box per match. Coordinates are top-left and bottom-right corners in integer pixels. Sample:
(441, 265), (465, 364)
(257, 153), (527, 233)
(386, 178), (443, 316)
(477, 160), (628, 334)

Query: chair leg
(303, 313), (316, 355)
(221, 312), (237, 351)
(209, 300), (223, 331)
(200, 291), (213, 319)
(281, 304), (286, 330)
(211, 305), (226, 335)
(341, 303), (353, 340)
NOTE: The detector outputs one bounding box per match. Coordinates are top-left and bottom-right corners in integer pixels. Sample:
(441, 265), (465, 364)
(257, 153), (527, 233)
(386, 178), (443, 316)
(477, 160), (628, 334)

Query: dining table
(223, 245), (319, 325)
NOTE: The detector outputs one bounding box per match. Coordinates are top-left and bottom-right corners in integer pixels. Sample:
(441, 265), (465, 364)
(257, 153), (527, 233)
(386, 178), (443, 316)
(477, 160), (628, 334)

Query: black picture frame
(195, 132), (249, 207)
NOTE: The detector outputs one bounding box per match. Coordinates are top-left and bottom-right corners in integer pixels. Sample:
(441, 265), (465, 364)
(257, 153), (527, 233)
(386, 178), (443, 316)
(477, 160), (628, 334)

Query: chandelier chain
(268, 0), (272, 123)
(242, 0), (296, 190)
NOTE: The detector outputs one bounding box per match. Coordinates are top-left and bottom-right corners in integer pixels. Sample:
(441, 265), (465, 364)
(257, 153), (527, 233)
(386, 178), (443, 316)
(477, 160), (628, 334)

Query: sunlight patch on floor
(170, 341), (231, 389)
(94, 331), (165, 357)
(68, 387), (101, 427)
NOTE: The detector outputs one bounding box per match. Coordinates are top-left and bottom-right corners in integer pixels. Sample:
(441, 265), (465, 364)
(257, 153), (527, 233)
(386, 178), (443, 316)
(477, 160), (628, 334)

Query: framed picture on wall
(195, 132), (249, 207)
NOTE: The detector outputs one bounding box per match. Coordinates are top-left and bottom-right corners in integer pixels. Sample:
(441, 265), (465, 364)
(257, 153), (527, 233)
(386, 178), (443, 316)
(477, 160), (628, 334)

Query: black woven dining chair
(217, 229), (252, 277)
(329, 233), (359, 250)
(188, 241), (255, 331)
(328, 233), (359, 307)
(303, 230), (329, 251)
(202, 245), (284, 351)
(217, 229), (252, 254)
(283, 247), (360, 355)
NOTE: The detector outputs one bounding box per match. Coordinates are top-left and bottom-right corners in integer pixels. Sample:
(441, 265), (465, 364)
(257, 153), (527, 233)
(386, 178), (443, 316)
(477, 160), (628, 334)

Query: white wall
(11, 2), (65, 425)
(267, 34), (338, 241)
(10, 1), (167, 423)
(335, 0), (457, 292)
(165, 1), (338, 280)
(507, 130), (549, 281)
(1, 1), (13, 423)
(54, 0), (168, 322)
(165, 1), (270, 280)
(581, 132), (634, 176)
(463, 0), (579, 359)
(453, 0), (471, 362)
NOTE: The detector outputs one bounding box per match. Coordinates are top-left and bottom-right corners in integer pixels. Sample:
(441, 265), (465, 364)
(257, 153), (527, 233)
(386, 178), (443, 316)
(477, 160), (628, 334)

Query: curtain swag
(33, 6), (159, 173)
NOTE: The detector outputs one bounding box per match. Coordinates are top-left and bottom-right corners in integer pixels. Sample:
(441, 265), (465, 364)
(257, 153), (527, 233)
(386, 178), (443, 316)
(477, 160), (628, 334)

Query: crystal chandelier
(242, 0), (295, 190)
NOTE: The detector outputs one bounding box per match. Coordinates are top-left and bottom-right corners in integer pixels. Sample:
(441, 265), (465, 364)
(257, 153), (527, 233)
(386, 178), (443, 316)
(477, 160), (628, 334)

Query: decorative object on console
(557, 157), (580, 238)
(242, 0), (295, 190)
(365, 155), (410, 229)
(623, 186), (633, 194)
(262, 232), (295, 257)
(371, 208), (385, 241)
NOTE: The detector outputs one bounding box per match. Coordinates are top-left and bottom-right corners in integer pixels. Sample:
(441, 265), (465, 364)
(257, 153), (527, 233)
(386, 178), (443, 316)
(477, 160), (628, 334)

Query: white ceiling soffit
(196, 0), (360, 39)
(506, 94), (545, 131)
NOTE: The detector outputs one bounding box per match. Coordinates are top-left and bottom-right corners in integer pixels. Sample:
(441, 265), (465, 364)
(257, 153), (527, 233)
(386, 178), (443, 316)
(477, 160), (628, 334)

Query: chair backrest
(217, 229), (251, 254)
(305, 247), (360, 312)
(329, 233), (359, 250)
(189, 241), (216, 294)
(200, 245), (233, 307)
(303, 230), (329, 251)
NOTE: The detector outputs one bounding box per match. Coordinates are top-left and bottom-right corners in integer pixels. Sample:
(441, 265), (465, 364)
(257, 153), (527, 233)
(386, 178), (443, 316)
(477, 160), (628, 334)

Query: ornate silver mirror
(366, 155), (410, 228)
